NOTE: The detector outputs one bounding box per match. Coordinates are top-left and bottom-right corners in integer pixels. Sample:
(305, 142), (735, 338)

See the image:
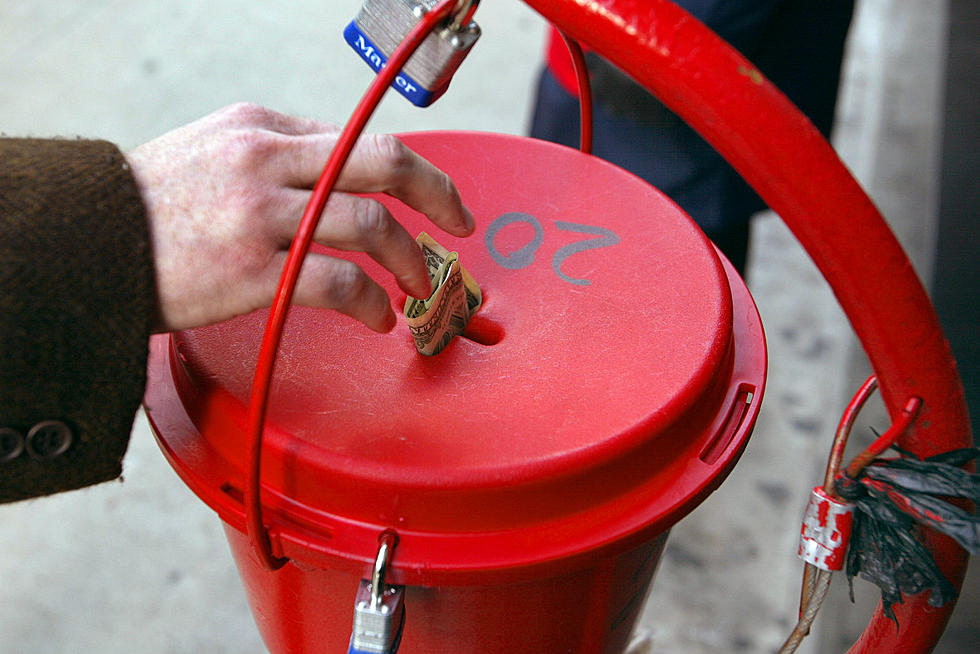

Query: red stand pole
(522, 1), (971, 652)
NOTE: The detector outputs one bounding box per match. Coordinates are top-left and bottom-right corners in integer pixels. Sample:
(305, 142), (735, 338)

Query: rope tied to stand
(779, 375), (979, 653)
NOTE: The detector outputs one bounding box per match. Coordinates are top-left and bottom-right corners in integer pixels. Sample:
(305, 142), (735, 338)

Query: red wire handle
(844, 394), (922, 480)
(557, 30), (592, 154)
(825, 375), (879, 492)
(521, 1), (971, 652)
(244, 0), (460, 572)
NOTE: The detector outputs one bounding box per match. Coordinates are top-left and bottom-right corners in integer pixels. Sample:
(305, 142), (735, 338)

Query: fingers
(186, 104), (473, 333)
(273, 252), (397, 334)
(274, 189), (432, 299)
(270, 131), (475, 238)
(211, 104), (474, 239)
(336, 133), (475, 237)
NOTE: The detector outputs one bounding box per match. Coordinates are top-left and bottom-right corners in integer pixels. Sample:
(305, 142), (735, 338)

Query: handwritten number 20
(484, 213), (620, 286)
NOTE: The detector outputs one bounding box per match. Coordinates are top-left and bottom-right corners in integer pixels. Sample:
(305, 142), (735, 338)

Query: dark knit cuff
(0, 138), (155, 502)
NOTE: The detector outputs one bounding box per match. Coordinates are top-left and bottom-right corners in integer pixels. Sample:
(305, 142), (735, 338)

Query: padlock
(350, 580), (405, 654)
(349, 533), (406, 654)
(344, 0), (481, 107)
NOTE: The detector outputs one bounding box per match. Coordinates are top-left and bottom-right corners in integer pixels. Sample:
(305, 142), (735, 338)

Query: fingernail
(461, 206), (476, 234)
(412, 259), (432, 298)
(382, 309), (397, 333)
(413, 278), (431, 299)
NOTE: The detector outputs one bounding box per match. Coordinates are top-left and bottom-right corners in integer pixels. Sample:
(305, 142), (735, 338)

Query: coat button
(26, 420), (73, 460)
(0, 428), (25, 462)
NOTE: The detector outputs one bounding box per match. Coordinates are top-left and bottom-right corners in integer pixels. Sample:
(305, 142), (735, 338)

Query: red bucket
(144, 132), (766, 654)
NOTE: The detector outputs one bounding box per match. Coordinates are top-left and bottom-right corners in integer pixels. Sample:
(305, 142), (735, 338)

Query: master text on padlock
(351, 33), (419, 94)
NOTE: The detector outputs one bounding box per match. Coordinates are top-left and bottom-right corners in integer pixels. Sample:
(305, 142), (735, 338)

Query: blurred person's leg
(529, 0), (855, 276)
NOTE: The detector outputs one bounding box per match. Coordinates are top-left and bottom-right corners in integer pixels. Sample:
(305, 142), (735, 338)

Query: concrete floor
(0, 1), (974, 652)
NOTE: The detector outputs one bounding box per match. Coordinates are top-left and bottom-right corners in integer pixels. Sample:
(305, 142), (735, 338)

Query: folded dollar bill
(404, 232), (482, 355)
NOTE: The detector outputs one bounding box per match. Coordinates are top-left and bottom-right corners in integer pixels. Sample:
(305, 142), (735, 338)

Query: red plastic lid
(144, 132), (766, 584)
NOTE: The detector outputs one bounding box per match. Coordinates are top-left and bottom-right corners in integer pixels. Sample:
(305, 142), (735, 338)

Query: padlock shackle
(520, 0), (971, 652)
(448, 0), (480, 32)
(371, 531), (398, 610)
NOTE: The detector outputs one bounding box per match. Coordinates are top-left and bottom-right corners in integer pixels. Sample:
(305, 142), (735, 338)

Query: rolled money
(405, 251), (458, 320)
(404, 233), (481, 355)
(405, 254), (468, 355)
(415, 232), (482, 317)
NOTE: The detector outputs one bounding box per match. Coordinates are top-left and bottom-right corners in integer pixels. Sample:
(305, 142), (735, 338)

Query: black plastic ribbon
(835, 447), (979, 622)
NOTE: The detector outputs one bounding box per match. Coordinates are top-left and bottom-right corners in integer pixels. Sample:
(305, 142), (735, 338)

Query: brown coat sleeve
(0, 138), (155, 502)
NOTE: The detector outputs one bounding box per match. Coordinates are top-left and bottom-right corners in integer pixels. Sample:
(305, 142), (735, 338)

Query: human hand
(126, 102), (475, 334)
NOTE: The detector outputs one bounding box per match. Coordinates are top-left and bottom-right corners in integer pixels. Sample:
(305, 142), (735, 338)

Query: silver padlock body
(351, 579), (405, 654)
(354, 0), (480, 92)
